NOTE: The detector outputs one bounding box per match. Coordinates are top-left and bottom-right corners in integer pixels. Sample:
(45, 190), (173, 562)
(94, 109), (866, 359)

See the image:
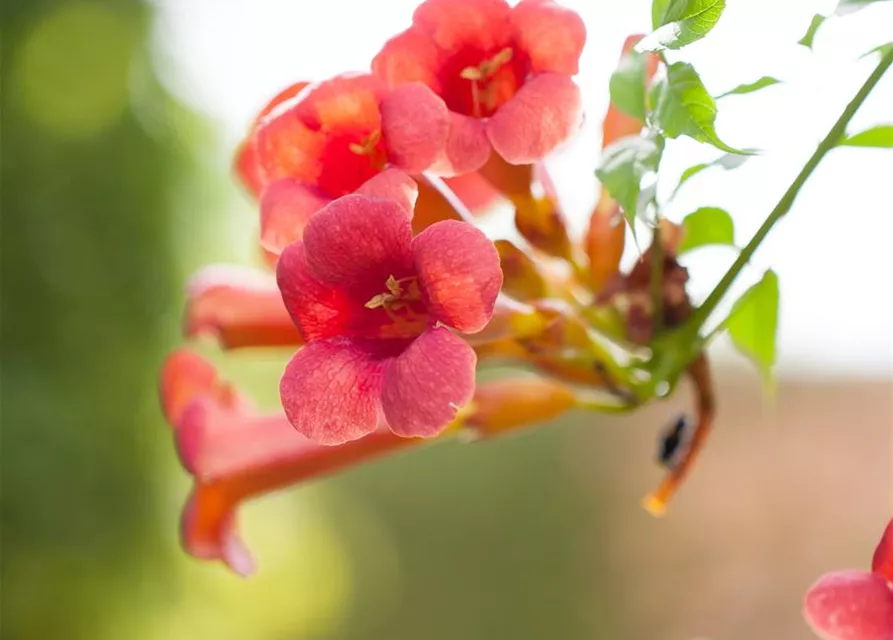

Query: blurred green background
(1, 1), (889, 639)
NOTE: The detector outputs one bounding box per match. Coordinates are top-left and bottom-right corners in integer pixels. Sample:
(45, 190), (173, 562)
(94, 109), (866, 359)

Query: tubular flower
(184, 265), (303, 349)
(276, 187), (503, 445)
(372, 0), (585, 166)
(239, 73), (495, 257)
(804, 517), (893, 640)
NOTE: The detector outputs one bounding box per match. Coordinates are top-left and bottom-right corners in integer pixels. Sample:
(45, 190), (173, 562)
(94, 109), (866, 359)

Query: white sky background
(150, 0), (893, 379)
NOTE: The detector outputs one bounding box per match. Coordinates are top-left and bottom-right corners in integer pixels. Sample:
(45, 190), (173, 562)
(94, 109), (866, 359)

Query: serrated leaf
(677, 207), (735, 253)
(716, 76), (782, 99)
(595, 135), (665, 227)
(798, 14), (825, 49)
(609, 49), (649, 120)
(650, 62), (749, 154)
(838, 124), (893, 147)
(723, 270), (779, 391)
(835, 0), (892, 16)
(671, 152), (752, 198)
(642, 0), (726, 51)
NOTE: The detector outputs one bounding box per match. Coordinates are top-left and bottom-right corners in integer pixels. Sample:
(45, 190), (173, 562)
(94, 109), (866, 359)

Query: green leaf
(716, 76), (782, 99)
(652, 0), (671, 28)
(649, 62), (749, 154)
(677, 207), (735, 253)
(838, 124), (893, 147)
(643, 0), (726, 51)
(798, 14), (825, 49)
(860, 42), (893, 59)
(595, 135), (665, 227)
(609, 49), (649, 120)
(671, 152), (752, 198)
(835, 0), (892, 15)
(723, 270), (779, 391)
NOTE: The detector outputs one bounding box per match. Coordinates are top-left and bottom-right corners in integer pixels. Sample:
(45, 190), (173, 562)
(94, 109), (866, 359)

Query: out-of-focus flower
(373, 0), (585, 166)
(184, 265), (303, 349)
(276, 184), (502, 445)
(804, 516), (893, 640)
(160, 349), (576, 575)
(159, 349), (416, 576)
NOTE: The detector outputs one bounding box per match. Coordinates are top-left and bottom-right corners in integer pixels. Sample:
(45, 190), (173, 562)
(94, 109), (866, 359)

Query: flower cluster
(160, 0), (712, 575)
(803, 517), (893, 640)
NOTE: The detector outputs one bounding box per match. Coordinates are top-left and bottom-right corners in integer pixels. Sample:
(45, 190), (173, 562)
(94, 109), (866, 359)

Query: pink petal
(159, 349), (245, 427)
(486, 73), (582, 165)
(254, 81), (311, 123)
(381, 327), (476, 438)
(380, 84), (450, 174)
(259, 178), (331, 256)
(277, 241), (358, 341)
(412, 0), (512, 52)
(510, 0), (586, 76)
(293, 73), (385, 132)
(412, 220), (502, 333)
(185, 264), (303, 349)
(372, 28), (442, 90)
(428, 112), (491, 176)
(804, 571), (893, 640)
(280, 338), (388, 445)
(874, 518), (893, 582)
(355, 168), (419, 217)
(181, 489), (255, 577)
(234, 138), (265, 197)
(302, 194), (414, 297)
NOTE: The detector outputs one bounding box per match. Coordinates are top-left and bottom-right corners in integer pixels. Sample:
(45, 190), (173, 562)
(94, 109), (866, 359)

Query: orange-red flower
(803, 516), (893, 640)
(373, 0), (585, 165)
(276, 184), (502, 444)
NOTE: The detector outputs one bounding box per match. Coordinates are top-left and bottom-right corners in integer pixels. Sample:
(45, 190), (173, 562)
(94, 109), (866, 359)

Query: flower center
(365, 275), (428, 337)
(459, 47), (514, 119)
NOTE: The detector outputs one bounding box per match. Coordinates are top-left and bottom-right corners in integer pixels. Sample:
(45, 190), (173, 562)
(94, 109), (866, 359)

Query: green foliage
(609, 49), (649, 120)
(716, 76), (782, 99)
(797, 14), (826, 49)
(835, 0), (892, 15)
(645, 0), (726, 51)
(861, 42), (893, 59)
(649, 62), (748, 154)
(671, 153), (751, 198)
(677, 207), (736, 253)
(838, 124), (893, 147)
(595, 135), (665, 226)
(723, 270), (780, 390)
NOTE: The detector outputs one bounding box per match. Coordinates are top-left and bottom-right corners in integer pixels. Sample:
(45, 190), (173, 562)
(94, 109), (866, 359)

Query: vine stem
(677, 46), (893, 345)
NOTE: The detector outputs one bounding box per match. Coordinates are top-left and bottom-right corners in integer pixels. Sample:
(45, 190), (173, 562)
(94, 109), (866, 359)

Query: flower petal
(412, 0), (512, 52)
(280, 338), (388, 445)
(159, 349), (244, 426)
(412, 220), (502, 333)
(803, 570), (893, 640)
(303, 194), (414, 296)
(372, 28), (442, 90)
(428, 112), (491, 176)
(234, 138), (265, 197)
(276, 241), (358, 341)
(184, 264), (303, 349)
(874, 518), (893, 582)
(486, 73), (582, 165)
(381, 327), (476, 438)
(510, 0), (586, 76)
(255, 81), (311, 123)
(182, 488), (255, 577)
(443, 171), (501, 213)
(380, 83), (450, 174)
(259, 178), (331, 255)
(293, 74), (385, 133)
(255, 108), (326, 183)
(355, 168), (419, 217)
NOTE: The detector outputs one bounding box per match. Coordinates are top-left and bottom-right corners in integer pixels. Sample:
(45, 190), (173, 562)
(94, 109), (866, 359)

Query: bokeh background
(2, 0), (890, 639)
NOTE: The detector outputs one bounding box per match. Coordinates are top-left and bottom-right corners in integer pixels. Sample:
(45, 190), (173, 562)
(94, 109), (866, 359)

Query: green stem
(682, 46), (893, 338)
